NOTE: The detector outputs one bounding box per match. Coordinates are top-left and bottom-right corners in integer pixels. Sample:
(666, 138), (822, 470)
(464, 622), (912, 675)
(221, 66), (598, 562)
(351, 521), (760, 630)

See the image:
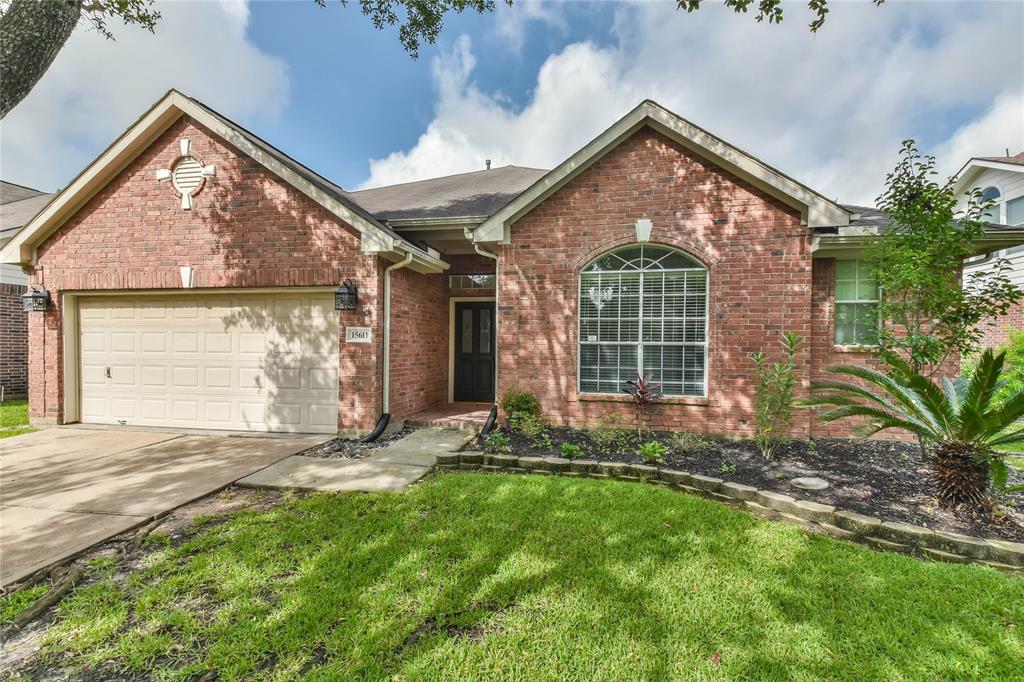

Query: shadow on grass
(39, 474), (1024, 680)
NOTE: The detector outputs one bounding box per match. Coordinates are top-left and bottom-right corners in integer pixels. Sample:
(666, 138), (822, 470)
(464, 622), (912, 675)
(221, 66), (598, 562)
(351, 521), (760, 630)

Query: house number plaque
(345, 327), (372, 344)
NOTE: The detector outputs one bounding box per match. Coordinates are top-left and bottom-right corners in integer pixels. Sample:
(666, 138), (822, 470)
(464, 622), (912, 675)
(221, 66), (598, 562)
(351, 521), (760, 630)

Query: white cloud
(493, 0), (569, 55)
(933, 91), (1024, 178)
(0, 0), (289, 192)
(359, 1), (1023, 204)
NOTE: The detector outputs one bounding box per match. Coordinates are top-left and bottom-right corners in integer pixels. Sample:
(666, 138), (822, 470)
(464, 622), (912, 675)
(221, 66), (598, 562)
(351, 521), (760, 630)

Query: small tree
(751, 332), (803, 459)
(867, 140), (1023, 375)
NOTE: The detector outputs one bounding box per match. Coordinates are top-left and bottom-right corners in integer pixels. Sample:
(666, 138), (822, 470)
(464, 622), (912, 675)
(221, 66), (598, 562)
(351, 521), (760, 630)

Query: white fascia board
(0, 95), (183, 265)
(474, 100), (849, 244)
(953, 159), (1024, 195)
(0, 90), (422, 268)
(813, 229), (1024, 258)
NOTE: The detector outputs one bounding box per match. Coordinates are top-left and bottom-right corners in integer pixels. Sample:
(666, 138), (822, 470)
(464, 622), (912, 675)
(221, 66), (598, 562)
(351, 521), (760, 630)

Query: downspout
(361, 251), (414, 443)
(474, 243), (500, 434)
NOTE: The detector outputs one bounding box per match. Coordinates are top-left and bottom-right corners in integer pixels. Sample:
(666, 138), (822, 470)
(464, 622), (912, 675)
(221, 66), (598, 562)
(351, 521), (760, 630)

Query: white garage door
(79, 293), (339, 433)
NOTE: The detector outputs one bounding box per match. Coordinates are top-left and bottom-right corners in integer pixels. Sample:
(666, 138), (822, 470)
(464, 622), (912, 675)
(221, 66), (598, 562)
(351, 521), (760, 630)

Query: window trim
(833, 259), (881, 347)
(577, 244), (709, 399)
(1005, 195), (1024, 228)
(980, 185), (1003, 223)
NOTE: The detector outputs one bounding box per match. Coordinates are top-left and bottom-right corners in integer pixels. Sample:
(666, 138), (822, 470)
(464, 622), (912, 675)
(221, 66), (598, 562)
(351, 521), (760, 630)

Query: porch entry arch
(578, 244), (708, 397)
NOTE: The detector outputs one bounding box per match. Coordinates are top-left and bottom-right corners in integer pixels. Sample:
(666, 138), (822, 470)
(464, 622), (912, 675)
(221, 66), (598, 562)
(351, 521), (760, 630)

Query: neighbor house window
(981, 186), (1002, 223)
(834, 259), (879, 346)
(579, 244), (708, 397)
(1006, 196), (1024, 227)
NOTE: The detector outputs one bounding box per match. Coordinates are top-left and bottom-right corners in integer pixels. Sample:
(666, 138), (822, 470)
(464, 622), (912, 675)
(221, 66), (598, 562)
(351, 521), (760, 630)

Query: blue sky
(245, 0), (621, 187)
(2, 1), (1022, 204)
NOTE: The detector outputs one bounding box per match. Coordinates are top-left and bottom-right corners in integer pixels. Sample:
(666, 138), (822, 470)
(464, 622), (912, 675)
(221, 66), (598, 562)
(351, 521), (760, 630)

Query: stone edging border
(437, 451), (1023, 572)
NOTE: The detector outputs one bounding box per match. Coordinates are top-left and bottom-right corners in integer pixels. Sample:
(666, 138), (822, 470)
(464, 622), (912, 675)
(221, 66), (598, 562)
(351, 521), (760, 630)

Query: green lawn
(21, 474), (1024, 680)
(0, 399), (34, 439)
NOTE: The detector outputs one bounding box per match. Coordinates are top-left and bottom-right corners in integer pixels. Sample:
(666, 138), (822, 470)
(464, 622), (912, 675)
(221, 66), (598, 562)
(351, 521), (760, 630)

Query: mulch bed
(299, 425), (415, 460)
(483, 426), (1024, 542)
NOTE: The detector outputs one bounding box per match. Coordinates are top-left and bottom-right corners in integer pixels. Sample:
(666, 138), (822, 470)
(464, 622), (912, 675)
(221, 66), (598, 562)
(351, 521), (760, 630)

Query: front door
(453, 301), (495, 402)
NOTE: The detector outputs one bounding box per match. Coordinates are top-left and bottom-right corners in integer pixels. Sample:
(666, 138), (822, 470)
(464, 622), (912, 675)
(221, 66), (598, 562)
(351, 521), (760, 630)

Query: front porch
(406, 402), (493, 430)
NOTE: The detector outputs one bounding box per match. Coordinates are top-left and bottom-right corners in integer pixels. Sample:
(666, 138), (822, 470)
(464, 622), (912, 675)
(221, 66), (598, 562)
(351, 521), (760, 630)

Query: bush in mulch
(477, 423), (1024, 543)
(300, 425), (415, 460)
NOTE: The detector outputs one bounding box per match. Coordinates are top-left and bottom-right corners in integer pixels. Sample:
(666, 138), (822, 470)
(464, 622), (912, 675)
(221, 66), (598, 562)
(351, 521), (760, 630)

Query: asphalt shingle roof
(0, 182), (54, 237)
(349, 166), (549, 222)
(974, 151), (1024, 166)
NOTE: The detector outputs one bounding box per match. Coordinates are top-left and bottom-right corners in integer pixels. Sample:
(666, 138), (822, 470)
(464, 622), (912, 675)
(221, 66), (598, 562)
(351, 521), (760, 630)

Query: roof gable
(473, 100), (850, 243)
(953, 153), (1024, 196)
(0, 90), (445, 273)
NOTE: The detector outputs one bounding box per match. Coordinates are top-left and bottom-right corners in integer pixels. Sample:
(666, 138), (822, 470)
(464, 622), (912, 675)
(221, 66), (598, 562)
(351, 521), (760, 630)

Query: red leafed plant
(623, 372), (663, 438)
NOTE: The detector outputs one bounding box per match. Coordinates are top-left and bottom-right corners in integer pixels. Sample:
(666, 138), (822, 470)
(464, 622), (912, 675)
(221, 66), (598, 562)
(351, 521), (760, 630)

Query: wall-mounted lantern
(21, 287), (50, 312)
(334, 280), (358, 311)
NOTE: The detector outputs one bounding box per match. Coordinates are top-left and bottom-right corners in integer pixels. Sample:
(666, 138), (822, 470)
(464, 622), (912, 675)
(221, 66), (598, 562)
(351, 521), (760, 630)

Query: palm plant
(804, 350), (1024, 506)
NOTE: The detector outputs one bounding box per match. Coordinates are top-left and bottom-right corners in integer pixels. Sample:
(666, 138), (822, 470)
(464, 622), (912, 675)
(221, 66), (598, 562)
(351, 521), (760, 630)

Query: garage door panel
(79, 293), (338, 433)
(172, 333), (200, 353)
(205, 333), (232, 353)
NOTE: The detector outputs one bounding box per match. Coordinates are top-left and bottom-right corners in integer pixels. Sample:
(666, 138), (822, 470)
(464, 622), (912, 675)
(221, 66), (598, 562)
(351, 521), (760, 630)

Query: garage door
(79, 293), (339, 433)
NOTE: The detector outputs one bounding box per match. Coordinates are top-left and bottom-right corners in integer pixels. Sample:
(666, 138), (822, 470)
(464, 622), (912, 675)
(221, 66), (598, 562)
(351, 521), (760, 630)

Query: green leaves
(866, 140), (1023, 373)
(805, 350), (1024, 505)
(752, 332), (803, 458)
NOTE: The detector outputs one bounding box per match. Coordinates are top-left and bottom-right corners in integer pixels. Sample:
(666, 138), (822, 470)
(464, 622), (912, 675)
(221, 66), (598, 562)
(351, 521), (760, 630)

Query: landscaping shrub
(806, 349), (1024, 507)
(500, 389), (541, 419)
(965, 330), (1024, 403)
(585, 414), (635, 457)
(751, 332), (802, 459)
(508, 412), (552, 448)
(559, 443), (582, 459)
(671, 431), (710, 454)
(636, 441), (668, 463)
(484, 431), (510, 453)
(622, 372), (662, 438)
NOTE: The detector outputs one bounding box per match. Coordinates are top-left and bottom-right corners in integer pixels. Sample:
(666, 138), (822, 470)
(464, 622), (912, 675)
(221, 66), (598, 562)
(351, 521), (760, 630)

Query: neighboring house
(2, 90), (1021, 437)
(0, 181), (54, 398)
(958, 151), (1024, 348)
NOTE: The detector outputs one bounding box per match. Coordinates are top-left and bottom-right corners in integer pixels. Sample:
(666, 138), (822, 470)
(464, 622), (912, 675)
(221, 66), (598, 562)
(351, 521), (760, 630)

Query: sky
(1, 0), (1022, 206)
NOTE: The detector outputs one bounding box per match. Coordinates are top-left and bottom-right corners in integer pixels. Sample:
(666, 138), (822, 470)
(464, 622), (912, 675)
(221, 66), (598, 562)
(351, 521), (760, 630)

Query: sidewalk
(236, 428), (475, 492)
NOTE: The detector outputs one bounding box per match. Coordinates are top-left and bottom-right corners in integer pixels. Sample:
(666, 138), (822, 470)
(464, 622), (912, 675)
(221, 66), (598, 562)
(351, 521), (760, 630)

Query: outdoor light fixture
(21, 287), (50, 312)
(335, 280), (358, 311)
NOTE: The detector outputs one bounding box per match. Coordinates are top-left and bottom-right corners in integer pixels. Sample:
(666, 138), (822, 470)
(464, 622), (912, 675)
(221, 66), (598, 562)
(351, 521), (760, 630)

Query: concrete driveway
(0, 427), (324, 586)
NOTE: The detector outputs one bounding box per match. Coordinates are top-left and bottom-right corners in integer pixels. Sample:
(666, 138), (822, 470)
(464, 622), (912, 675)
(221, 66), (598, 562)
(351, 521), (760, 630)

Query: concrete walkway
(237, 428), (474, 493)
(0, 427), (322, 586)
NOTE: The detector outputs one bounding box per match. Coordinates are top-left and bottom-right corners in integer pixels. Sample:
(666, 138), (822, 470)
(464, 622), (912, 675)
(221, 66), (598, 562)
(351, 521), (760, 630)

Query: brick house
(2, 91), (1021, 437)
(1, 182), (54, 399)
(958, 151), (1024, 349)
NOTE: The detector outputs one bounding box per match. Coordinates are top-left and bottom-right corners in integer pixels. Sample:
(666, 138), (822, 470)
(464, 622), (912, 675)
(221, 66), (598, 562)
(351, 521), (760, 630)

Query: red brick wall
(27, 116), (382, 431)
(809, 258), (884, 438)
(977, 302), (1024, 349)
(497, 127), (814, 438)
(0, 283), (28, 398)
(388, 267), (448, 418)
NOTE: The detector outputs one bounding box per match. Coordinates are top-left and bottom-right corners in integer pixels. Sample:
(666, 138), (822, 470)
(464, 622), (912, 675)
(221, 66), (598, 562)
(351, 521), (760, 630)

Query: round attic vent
(171, 156), (204, 195)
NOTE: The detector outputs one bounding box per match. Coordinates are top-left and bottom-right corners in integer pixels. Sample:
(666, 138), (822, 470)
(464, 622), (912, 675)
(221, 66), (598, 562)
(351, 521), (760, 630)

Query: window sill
(573, 393), (710, 407)
(832, 344), (878, 353)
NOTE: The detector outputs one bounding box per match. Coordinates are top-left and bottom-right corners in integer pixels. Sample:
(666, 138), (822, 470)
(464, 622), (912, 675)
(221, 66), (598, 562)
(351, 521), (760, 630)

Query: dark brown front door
(453, 301), (495, 402)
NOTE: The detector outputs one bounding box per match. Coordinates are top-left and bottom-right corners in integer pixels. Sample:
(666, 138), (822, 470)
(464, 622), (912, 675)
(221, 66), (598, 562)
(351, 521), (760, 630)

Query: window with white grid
(834, 259), (879, 345)
(579, 245), (708, 396)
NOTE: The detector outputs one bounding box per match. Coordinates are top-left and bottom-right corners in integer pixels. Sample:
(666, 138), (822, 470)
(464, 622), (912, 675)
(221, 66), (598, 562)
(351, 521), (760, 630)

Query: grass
(31, 474), (1024, 680)
(1, 585), (48, 624)
(0, 399), (34, 439)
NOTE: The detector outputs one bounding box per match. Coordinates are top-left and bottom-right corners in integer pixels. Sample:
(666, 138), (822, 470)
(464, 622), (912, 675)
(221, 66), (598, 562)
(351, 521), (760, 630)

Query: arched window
(579, 244), (708, 397)
(981, 186), (1001, 223)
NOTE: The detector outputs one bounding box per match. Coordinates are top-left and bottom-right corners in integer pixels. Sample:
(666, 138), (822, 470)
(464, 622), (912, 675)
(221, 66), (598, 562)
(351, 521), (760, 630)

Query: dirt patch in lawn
(299, 424), (415, 460)
(479, 427), (1024, 542)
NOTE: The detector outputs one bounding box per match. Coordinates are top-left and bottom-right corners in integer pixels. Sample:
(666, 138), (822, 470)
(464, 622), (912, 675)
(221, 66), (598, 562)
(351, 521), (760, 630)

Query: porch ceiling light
(21, 287), (50, 312)
(335, 280), (358, 311)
